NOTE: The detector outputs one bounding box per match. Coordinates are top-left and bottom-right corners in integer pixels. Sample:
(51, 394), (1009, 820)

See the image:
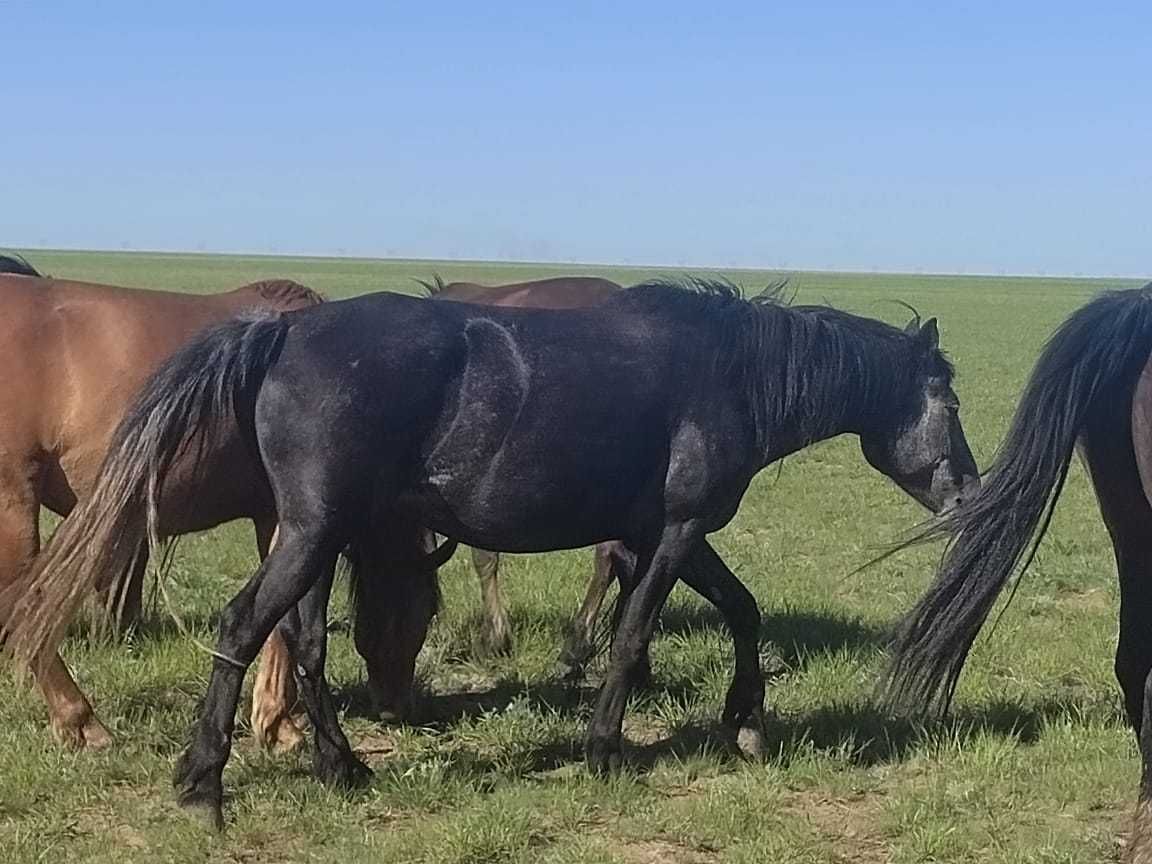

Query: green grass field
(0, 249), (1145, 863)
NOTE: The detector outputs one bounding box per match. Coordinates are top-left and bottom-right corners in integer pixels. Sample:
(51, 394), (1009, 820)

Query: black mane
(612, 276), (944, 451)
(0, 252), (42, 277)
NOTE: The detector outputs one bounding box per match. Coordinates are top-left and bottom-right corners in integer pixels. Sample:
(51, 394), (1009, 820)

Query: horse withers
(880, 283), (1152, 862)
(7, 278), (979, 829)
(0, 254), (323, 750)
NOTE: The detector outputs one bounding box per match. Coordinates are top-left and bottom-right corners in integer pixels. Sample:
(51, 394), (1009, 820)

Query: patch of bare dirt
(782, 790), (890, 864)
(70, 785), (156, 853)
(617, 838), (719, 864)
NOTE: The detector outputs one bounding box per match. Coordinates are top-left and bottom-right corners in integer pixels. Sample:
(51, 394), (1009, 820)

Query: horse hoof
(584, 735), (624, 776)
(735, 724), (767, 760)
(177, 788), (225, 833)
(316, 753), (374, 790)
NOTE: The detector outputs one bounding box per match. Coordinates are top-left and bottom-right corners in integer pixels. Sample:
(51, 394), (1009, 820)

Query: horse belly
(405, 483), (630, 552)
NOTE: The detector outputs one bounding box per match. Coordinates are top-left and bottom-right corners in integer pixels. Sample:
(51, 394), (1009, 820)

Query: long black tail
(880, 283), (1152, 716)
(1, 311), (290, 672)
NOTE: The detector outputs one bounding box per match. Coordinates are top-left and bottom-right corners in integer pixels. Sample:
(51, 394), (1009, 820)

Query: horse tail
(0, 252), (42, 277)
(414, 274), (447, 297)
(1, 311), (290, 675)
(880, 283), (1152, 716)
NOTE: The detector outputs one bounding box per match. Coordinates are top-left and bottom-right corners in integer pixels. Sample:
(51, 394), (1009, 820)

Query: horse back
(434, 276), (622, 310)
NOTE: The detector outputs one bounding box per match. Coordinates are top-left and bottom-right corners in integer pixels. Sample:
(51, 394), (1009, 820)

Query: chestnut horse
(0, 253), (322, 749)
(421, 275), (630, 671)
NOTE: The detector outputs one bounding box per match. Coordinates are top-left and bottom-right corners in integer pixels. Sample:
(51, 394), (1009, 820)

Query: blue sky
(4, 2), (1150, 274)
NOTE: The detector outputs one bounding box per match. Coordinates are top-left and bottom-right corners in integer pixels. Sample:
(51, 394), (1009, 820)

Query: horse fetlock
(50, 706), (112, 751)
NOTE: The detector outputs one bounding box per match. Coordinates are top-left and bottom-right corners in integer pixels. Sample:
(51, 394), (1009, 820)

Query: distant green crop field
(0, 249), (1144, 863)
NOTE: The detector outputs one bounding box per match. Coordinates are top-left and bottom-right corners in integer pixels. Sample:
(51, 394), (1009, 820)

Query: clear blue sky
(4, 2), (1150, 275)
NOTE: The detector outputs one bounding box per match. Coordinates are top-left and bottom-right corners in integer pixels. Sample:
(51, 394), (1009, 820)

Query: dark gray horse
(7, 278), (979, 829)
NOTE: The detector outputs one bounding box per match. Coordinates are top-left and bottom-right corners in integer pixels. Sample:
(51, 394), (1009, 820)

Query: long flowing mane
(0, 252), (43, 277)
(611, 277), (947, 452)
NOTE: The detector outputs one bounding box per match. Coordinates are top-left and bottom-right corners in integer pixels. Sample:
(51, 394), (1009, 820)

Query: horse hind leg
(1083, 379), (1152, 863)
(275, 553), (371, 789)
(558, 541), (635, 680)
(174, 520), (350, 829)
(0, 456), (111, 749)
(248, 521), (308, 754)
(473, 548), (513, 656)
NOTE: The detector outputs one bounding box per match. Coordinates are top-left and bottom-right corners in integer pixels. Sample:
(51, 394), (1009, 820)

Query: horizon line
(9, 244), (1147, 283)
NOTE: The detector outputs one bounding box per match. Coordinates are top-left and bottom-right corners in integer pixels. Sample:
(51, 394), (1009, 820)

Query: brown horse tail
(1, 311), (290, 677)
(880, 283), (1152, 717)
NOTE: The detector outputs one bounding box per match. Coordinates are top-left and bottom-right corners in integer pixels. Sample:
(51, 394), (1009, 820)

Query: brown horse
(0, 253), (322, 750)
(420, 275), (631, 671)
(880, 284), (1152, 862)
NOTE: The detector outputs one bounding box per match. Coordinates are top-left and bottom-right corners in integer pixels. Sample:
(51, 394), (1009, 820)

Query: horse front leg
(680, 540), (766, 758)
(584, 522), (701, 774)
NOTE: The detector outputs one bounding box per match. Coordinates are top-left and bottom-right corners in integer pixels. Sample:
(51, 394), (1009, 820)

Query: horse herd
(0, 254), (1149, 853)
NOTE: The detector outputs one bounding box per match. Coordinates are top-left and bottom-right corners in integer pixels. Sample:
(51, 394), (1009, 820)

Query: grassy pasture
(0, 249), (1145, 863)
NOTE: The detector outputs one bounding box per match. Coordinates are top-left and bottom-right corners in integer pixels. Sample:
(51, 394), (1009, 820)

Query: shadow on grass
(628, 696), (1112, 772)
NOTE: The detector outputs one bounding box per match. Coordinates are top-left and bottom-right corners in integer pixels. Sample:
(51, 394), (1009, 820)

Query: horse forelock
(233, 279), (325, 309)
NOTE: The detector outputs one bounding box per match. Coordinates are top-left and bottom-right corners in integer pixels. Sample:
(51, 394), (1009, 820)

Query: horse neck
(750, 310), (906, 466)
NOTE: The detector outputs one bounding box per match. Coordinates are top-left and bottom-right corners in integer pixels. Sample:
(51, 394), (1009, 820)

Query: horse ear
(918, 318), (939, 351)
(904, 318), (920, 334)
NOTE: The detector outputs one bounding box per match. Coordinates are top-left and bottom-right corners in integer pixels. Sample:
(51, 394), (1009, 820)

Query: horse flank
(881, 283), (1152, 716)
